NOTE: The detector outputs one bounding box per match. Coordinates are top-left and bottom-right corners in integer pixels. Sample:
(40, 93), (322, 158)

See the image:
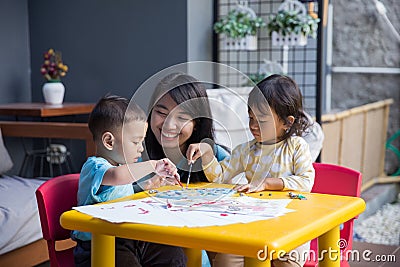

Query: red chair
(304, 163), (362, 267)
(36, 173), (80, 267)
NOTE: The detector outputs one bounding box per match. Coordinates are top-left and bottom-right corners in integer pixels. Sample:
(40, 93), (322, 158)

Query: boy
(72, 95), (187, 267)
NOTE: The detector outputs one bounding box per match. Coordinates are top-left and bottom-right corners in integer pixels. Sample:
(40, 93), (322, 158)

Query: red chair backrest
(311, 163), (362, 198)
(305, 163), (362, 267)
(36, 173), (79, 267)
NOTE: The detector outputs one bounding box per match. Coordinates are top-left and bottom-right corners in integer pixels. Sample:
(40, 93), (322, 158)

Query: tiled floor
(348, 241), (400, 267)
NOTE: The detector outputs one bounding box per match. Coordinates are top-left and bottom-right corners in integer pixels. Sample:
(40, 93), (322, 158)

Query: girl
(187, 74), (315, 267)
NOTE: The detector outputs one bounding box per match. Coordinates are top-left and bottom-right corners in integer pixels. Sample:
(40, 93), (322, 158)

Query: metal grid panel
(215, 0), (319, 116)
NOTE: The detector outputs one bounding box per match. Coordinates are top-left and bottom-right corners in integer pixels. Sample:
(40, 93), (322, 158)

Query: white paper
(73, 195), (293, 227)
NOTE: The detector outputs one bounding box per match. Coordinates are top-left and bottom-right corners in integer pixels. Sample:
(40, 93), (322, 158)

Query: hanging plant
(267, 0), (320, 46)
(214, 6), (266, 50)
(214, 9), (266, 39)
(267, 9), (319, 38)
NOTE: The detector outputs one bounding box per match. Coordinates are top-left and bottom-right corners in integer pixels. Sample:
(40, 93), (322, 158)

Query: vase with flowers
(40, 48), (68, 105)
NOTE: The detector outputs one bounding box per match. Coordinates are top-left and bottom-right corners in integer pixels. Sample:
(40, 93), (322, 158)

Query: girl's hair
(145, 72), (215, 182)
(89, 94), (146, 141)
(248, 74), (310, 141)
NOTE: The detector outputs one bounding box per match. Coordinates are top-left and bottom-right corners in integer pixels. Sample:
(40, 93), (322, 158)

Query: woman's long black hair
(145, 73), (216, 183)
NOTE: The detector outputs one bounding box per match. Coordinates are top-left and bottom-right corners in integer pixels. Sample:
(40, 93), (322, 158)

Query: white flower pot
(245, 35), (258, 50)
(271, 31), (307, 46)
(223, 37), (240, 50)
(223, 36), (258, 50)
(42, 81), (65, 105)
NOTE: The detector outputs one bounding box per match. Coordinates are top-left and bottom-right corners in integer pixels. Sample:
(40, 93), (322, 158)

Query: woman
(140, 72), (230, 267)
(144, 72), (229, 183)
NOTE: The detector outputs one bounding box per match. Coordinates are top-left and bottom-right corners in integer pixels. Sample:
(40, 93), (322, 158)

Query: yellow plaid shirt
(203, 136), (315, 192)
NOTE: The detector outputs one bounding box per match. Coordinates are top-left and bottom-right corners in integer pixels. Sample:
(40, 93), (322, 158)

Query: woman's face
(150, 93), (195, 152)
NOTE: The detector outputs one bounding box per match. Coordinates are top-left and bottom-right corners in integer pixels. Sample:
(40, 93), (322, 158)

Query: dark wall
(28, 0), (188, 103)
(0, 0), (31, 103)
(0, 0), (31, 175)
(1, 0), (189, 175)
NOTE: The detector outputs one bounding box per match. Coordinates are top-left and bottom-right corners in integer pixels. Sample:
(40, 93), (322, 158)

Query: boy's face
(248, 105), (286, 144)
(111, 120), (147, 165)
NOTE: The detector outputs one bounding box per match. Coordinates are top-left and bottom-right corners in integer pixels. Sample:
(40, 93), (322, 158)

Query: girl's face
(248, 105), (288, 144)
(150, 93), (195, 152)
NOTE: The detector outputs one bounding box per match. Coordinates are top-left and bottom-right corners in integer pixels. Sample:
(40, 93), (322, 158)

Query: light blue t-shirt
(72, 156), (134, 241)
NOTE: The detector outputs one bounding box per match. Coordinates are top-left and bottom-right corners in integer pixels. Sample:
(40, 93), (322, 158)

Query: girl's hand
(154, 158), (179, 179)
(234, 178), (284, 193)
(234, 183), (264, 193)
(186, 142), (214, 165)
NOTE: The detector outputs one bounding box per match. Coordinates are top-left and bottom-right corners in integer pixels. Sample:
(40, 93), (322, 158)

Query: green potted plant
(214, 7), (266, 50)
(244, 73), (269, 86)
(243, 60), (284, 86)
(267, 3), (320, 46)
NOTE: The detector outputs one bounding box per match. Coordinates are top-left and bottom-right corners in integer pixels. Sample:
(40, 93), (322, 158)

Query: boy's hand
(186, 142), (214, 165)
(142, 174), (178, 190)
(154, 158), (179, 180)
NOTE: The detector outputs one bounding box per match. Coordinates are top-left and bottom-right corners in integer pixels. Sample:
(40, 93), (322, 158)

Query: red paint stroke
(138, 208), (149, 214)
(123, 204), (136, 208)
(170, 209), (184, 212)
(220, 213), (228, 216)
(191, 201), (217, 207)
(142, 200), (157, 204)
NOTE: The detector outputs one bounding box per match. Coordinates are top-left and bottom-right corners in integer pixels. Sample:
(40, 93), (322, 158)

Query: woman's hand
(186, 142), (214, 165)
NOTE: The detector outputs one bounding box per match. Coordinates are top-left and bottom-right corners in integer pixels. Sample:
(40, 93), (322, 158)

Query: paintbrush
(174, 175), (184, 189)
(186, 163), (193, 189)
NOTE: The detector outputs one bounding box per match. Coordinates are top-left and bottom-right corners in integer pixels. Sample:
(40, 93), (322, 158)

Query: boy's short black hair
(88, 94), (146, 141)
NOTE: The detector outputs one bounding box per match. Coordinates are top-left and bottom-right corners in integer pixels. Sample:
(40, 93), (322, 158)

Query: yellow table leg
(183, 248), (202, 267)
(318, 225), (340, 267)
(91, 234), (115, 267)
(244, 256), (271, 267)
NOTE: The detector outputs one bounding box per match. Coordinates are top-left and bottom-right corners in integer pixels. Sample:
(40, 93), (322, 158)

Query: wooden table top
(0, 102), (95, 117)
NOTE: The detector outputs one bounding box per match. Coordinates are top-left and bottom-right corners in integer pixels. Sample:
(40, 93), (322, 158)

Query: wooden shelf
(0, 102), (94, 117)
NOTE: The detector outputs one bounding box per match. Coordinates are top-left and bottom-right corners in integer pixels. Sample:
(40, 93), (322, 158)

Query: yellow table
(60, 184), (365, 267)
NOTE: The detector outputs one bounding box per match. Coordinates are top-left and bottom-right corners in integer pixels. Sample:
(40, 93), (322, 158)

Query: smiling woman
(142, 72), (231, 267)
(150, 93), (195, 152)
(144, 72), (230, 184)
